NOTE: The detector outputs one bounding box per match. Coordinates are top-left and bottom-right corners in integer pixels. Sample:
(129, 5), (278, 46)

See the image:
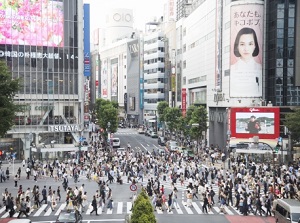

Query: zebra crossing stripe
(156, 207), (163, 214)
(117, 202), (123, 214)
(0, 207), (6, 215)
(1, 211), (9, 218)
(174, 203), (184, 214)
(224, 206), (234, 215)
(44, 207), (52, 216)
(126, 202), (132, 214)
(55, 203), (66, 216)
(86, 204), (92, 215)
(107, 203), (114, 214)
(33, 204), (47, 217)
(181, 201), (193, 214)
(212, 206), (221, 214)
(192, 202), (202, 214)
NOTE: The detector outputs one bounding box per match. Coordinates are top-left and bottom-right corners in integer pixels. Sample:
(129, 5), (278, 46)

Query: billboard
(230, 107), (280, 139)
(230, 3), (264, 97)
(83, 4), (90, 77)
(0, 0), (64, 47)
(111, 63), (118, 97)
(101, 59), (108, 98)
(181, 88), (187, 117)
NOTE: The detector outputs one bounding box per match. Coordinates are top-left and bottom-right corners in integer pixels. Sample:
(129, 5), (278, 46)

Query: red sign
(130, 184), (137, 191)
(230, 107), (280, 139)
(181, 88), (187, 117)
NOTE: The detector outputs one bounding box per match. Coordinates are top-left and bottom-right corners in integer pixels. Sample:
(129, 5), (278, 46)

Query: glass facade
(266, 0), (299, 106)
(0, 0), (82, 159)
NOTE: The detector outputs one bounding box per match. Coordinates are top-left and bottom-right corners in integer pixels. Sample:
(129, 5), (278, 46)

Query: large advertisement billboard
(230, 107), (280, 139)
(101, 59), (108, 98)
(230, 3), (264, 97)
(111, 63), (118, 97)
(0, 0), (64, 47)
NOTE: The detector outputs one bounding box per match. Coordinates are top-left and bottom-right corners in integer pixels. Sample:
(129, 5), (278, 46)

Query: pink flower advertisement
(0, 0), (64, 47)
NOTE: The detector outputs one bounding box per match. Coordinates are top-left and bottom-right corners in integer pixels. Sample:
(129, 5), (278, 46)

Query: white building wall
(182, 1), (215, 107)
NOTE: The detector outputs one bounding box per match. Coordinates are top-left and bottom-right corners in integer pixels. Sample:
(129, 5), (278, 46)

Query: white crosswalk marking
(55, 203), (66, 216)
(33, 204), (47, 216)
(127, 202), (132, 214)
(107, 202), (113, 214)
(182, 201), (193, 214)
(0, 207), (6, 215)
(192, 202), (202, 214)
(117, 202), (123, 214)
(0, 199), (249, 218)
(44, 207), (53, 216)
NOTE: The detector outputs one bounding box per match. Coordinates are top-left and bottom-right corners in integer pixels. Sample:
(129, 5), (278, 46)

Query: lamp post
(226, 130), (231, 170)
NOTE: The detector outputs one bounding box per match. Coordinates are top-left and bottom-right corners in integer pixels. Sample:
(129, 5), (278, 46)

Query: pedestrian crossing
(0, 201), (264, 217)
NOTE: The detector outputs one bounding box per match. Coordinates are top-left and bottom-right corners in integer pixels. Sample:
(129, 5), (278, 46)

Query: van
(274, 199), (300, 223)
(112, 138), (120, 148)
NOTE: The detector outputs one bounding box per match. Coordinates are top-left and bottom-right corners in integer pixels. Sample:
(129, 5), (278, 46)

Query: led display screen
(0, 0), (64, 47)
(230, 107), (280, 139)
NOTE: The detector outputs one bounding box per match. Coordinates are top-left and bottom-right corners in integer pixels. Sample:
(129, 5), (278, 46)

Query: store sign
(48, 125), (80, 132)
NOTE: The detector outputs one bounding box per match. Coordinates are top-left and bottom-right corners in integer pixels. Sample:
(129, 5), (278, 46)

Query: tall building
(143, 31), (167, 119)
(1, 0), (85, 160)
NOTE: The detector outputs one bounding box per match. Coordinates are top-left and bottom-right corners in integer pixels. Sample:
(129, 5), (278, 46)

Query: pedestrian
(254, 196), (263, 216)
(40, 186), (47, 204)
(90, 195), (99, 215)
(185, 190), (192, 208)
(265, 196), (272, 216)
(167, 193), (172, 212)
(202, 194), (209, 214)
(14, 174), (18, 187)
(8, 196), (15, 217)
(17, 198), (29, 218)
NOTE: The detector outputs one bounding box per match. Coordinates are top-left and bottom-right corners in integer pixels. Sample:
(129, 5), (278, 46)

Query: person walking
(202, 194), (209, 214)
(90, 195), (99, 215)
(17, 198), (29, 218)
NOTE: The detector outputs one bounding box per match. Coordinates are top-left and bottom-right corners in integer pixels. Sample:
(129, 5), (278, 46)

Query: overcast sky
(83, 0), (165, 32)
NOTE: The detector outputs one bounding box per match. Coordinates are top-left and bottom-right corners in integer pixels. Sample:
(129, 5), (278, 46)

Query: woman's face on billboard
(238, 33), (255, 61)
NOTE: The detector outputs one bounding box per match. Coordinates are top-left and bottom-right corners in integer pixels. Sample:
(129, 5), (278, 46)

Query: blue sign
(83, 4), (91, 77)
(278, 137), (282, 142)
(79, 137), (86, 142)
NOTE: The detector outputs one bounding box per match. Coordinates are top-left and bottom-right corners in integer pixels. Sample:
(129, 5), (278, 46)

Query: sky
(83, 0), (166, 33)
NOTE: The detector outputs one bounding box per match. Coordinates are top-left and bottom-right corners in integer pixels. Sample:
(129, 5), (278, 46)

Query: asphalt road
(0, 128), (275, 223)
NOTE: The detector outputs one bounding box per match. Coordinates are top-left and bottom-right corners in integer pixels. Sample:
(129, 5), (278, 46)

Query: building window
(183, 60), (186, 69)
(183, 28), (186, 36)
(183, 44), (186, 52)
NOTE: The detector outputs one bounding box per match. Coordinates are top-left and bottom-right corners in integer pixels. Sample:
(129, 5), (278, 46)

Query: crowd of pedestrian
(1, 132), (300, 218)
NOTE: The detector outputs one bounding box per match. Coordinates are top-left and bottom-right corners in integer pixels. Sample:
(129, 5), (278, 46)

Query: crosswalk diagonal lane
(117, 202), (123, 214)
(181, 201), (193, 214)
(191, 202), (202, 214)
(33, 204), (47, 217)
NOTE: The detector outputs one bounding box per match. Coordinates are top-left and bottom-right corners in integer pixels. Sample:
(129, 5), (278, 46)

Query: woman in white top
(230, 27), (262, 97)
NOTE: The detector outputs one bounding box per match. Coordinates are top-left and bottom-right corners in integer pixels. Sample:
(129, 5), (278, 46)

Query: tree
(189, 105), (208, 147)
(284, 109), (300, 142)
(164, 107), (182, 135)
(130, 190), (156, 223)
(0, 60), (19, 137)
(157, 101), (169, 123)
(95, 98), (118, 134)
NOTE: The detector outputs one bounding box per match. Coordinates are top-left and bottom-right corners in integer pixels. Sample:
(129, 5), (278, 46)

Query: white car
(138, 128), (145, 134)
(112, 138), (120, 148)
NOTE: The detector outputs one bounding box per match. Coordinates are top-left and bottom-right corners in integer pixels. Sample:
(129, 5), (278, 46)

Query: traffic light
(0, 150), (2, 156)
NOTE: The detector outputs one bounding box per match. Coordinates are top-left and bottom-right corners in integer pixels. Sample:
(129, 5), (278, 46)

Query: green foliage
(0, 60), (19, 137)
(157, 101), (169, 122)
(131, 190), (156, 223)
(284, 109), (300, 142)
(95, 98), (118, 133)
(189, 105), (208, 140)
(164, 107), (182, 133)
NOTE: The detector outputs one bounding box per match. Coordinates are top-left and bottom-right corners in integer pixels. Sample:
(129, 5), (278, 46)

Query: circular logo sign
(130, 184), (137, 191)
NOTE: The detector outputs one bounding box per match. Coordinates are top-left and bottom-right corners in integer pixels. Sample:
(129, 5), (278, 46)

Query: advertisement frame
(0, 0), (64, 47)
(230, 3), (264, 98)
(230, 107), (280, 139)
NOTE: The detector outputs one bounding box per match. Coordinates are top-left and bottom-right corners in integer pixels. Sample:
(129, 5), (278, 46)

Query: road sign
(79, 137), (86, 142)
(130, 184), (137, 192)
(278, 137), (282, 142)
